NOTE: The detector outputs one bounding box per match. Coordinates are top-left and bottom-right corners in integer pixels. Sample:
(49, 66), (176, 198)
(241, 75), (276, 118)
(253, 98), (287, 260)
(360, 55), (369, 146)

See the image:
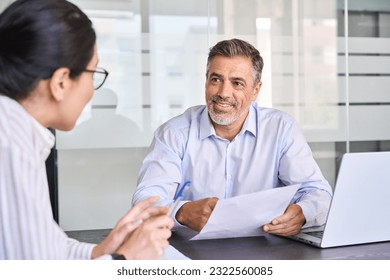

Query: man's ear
(252, 81), (262, 101)
(49, 68), (72, 102)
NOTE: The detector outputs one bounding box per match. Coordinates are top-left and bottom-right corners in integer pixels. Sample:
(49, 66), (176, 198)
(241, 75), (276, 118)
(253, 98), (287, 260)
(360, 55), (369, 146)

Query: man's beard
(207, 96), (243, 126)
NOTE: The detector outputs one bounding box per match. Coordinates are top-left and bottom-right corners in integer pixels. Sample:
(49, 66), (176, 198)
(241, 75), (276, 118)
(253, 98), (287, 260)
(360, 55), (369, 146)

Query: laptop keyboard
(306, 231), (324, 238)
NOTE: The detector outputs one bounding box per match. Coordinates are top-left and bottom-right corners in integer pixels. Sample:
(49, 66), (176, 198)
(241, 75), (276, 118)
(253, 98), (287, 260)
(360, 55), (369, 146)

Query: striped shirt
(0, 95), (95, 259)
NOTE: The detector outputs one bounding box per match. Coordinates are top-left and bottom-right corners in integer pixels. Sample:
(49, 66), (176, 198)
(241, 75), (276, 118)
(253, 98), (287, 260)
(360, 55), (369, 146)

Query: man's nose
(218, 82), (233, 98)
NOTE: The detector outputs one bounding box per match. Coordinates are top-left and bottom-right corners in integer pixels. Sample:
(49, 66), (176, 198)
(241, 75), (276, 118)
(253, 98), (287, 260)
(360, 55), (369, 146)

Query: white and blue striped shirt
(0, 95), (95, 259)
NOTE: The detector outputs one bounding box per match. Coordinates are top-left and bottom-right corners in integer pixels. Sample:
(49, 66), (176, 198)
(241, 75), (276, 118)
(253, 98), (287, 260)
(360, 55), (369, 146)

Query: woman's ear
(49, 68), (72, 102)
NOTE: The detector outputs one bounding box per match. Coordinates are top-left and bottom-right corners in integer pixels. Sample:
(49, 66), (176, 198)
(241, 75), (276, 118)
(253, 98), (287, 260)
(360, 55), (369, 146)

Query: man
(132, 38), (332, 237)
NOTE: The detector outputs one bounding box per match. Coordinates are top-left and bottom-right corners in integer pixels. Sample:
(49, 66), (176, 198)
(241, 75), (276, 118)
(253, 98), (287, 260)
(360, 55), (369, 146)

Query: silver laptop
(290, 152), (390, 248)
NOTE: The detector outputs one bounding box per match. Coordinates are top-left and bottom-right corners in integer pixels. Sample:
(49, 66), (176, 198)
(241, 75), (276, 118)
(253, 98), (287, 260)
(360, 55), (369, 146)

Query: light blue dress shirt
(133, 102), (333, 228)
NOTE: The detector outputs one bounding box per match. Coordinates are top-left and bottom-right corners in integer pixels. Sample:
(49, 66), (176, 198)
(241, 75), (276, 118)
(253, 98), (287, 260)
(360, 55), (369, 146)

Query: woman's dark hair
(207, 38), (264, 86)
(0, 0), (96, 100)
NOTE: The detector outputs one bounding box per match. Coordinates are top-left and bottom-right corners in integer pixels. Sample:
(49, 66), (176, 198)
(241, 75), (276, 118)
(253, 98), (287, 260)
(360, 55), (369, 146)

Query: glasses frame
(83, 67), (109, 90)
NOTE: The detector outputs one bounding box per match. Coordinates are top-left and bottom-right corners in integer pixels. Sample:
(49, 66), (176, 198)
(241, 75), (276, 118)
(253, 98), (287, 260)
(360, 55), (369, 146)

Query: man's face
(205, 55), (261, 128)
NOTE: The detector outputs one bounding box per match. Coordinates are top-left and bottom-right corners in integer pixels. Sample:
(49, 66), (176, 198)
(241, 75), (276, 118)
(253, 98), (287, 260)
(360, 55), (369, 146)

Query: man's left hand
(262, 204), (305, 236)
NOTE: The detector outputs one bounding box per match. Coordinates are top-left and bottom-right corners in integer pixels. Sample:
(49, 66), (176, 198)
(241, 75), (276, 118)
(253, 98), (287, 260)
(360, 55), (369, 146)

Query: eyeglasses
(83, 67), (109, 90)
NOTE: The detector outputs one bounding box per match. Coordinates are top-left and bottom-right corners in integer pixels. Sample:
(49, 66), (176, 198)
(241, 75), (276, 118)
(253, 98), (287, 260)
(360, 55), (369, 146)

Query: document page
(162, 245), (190, 260)
(191, 184), (300, 240)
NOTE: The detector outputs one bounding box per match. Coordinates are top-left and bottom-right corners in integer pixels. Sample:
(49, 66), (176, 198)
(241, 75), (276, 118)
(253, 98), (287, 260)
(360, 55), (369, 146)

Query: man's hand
(262, 204), (305, 236)
(175, 197), (219, 232)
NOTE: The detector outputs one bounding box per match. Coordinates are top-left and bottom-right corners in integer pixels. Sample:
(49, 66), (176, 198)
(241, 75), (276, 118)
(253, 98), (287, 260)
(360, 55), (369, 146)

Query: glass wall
(338, 0), (390, 157)
(1, 0), (389, 230)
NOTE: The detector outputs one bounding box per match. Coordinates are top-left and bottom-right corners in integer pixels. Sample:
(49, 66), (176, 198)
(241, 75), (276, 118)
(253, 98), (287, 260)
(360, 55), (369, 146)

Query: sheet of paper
(191, 184), (300, 240)
(162, 245), (190, 260)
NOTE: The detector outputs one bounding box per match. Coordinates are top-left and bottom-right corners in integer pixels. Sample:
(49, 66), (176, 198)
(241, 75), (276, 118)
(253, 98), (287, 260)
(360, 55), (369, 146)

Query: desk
(66, 228), (390, 260)
(169, 227), (390, 260)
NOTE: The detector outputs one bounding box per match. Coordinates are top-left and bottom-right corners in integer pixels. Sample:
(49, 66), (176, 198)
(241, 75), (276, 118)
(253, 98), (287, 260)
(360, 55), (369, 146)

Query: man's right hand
(175, 197), (219, 232)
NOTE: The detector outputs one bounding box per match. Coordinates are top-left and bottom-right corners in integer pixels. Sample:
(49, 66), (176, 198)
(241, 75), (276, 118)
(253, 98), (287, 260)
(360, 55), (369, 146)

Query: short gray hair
(206, 38), (264, 85)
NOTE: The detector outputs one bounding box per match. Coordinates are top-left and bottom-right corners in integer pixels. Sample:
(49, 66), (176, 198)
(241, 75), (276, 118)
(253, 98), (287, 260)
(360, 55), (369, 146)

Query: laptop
(290, 151), (390, 248)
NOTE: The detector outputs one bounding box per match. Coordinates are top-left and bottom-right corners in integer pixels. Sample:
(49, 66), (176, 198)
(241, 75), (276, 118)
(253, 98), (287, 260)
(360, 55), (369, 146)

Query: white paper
(191, 184), (301, 240)
(162, 245), (190, 260)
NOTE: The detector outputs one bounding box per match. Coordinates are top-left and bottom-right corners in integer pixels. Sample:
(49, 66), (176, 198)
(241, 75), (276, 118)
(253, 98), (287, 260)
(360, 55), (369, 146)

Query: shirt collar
(199, 102), (257, 140)
(242, 102), (257, 137)
(1, 95), (55, 161)
(199, 107), (215, 140)
(30, 111), (55, 162)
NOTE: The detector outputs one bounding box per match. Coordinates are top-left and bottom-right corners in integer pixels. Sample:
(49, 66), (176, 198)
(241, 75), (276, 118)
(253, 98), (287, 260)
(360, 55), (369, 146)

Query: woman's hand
(91, 196), (171, 259)
(116, 213), (173, 259)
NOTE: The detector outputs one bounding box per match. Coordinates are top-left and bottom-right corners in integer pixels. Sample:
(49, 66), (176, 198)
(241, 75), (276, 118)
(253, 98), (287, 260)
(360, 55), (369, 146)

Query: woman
(0, 0), (173, 259)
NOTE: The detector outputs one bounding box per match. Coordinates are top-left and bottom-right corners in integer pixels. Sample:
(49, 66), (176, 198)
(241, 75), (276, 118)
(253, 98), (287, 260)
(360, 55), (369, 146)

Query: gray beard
(207, 105), (244, 126)
(206, 96), (243, 126)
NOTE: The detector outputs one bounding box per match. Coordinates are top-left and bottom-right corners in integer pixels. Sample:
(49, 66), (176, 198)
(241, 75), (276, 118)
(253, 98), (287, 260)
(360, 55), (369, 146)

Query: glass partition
(1, 0), (389, 231)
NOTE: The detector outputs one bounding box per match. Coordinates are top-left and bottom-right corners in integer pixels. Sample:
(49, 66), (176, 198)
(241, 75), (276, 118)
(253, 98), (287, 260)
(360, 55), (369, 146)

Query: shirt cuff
(94, 254), (113, 260)
(171, 200), (189, 228)
(297, 197), (330, 228)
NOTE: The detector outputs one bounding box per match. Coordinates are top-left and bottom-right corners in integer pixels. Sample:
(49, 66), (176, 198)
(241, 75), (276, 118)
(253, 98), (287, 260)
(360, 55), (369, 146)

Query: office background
(1, 0), (389, 231)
